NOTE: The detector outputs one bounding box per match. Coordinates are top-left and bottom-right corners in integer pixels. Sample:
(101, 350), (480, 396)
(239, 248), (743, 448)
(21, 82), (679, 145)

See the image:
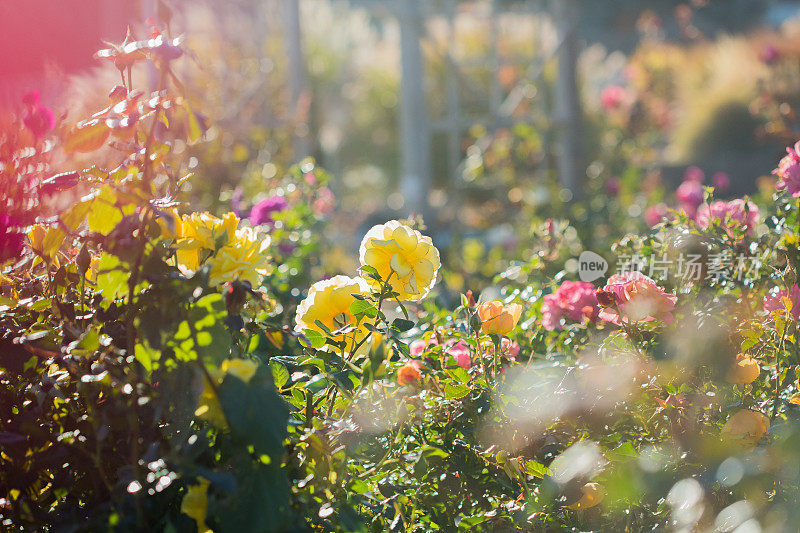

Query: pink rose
(410, 337), (438, 357)
(501, 338), (520, 359)
(446, 340), (472, 369)
(774, 142), (800, 197)
(676, 180), (704, 209)
(597, 272), (677, 326)
(644, 203), (672, 228)
(542, 280), (598, 331)
(696, 199), (759, 234)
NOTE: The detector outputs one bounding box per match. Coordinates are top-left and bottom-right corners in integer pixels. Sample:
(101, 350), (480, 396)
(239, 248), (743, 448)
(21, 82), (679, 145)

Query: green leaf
(95, 253), (130, 300)
(359, 265), (380, 279)
(87, 186), (123, 235)
(522, 459), (551, 478)
(350, 300), (377, 318)
(61, 201), (92, 231)
(270, 361), (289, 389)
(391, 318), (414, 333)
(445, 366), (470, 384)
(135, 343), (160, 372)
(171, 294), (231, 365)
(64, 119), (110, 153)
(444, 383), (471, 399)
(300, 329), (326, 350)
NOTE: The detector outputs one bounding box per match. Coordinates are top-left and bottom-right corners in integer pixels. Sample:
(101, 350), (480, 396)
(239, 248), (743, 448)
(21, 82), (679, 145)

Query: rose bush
(6, 20), (800, 533)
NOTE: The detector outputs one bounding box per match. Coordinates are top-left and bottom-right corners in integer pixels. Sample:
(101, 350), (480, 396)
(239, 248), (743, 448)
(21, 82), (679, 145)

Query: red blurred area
(0, 0), (138, 79)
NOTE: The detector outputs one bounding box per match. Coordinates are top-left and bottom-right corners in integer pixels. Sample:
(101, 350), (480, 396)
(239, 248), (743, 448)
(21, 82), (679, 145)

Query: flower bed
(4, 24), (800, 533)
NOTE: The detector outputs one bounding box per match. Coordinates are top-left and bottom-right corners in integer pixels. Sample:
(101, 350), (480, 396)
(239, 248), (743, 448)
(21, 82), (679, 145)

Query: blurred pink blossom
(684, 166), (705, 183)
(313, 187), (335, 217)
(712, 172), (730, 193)
(774, 142), (800, 197)
(644, 203), (672, 228)
(22, 91), (55, 140)
(250, 195), (288, 226)
(676, 180), (704, 208)
(761, 44), (780, 65)
(0, 215), (25, 264)
(696, 199), (759, 234)
(542, 281), (598, 331)
(410, 337), (438, 357)
(605, 178), (620, 196)
(600, 85), (629, 111)
(597, 272), (676, 326)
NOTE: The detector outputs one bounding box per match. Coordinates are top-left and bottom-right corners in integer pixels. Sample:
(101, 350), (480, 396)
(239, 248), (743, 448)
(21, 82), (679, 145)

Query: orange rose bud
(726, 353), (760, 384)
(466, 290), (476, 307)
(397, 361), (422, 386)
(477, 301), (523, 335)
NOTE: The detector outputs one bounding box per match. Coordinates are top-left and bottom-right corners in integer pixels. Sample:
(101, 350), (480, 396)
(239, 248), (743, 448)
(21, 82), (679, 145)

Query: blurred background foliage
(6, 0), (800, 290)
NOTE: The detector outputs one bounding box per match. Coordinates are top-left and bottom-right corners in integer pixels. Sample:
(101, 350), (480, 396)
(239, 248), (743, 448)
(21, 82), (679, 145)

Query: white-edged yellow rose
(358, 220), (440, 301)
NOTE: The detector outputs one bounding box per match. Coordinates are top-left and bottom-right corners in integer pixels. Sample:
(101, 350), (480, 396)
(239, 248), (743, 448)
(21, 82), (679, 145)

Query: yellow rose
(156, 209), (181, 240)
(295, 275), (371, 353)
(726, 354), (760, 385)
(359, 220), (440, 301)
(174, 212), (239, 273)
(221, 358), (258, 384)
(206, 226), (271, 287)
(477, 301), (523, 335)
(28, 224), (46, 253)
(565, 482), (605, 511)
(171, 212), (270, 287)
(181, 477), (213, 533)
(722, 409), (770, 451)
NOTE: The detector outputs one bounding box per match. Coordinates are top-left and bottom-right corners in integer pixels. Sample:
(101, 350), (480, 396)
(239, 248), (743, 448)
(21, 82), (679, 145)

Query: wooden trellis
(282, 0), (583, 213)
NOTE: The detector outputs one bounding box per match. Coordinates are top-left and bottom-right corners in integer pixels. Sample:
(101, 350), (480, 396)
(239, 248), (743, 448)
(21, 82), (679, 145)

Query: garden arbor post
(554, 0), (583, 198)
(282, 0), (312, 160)
(398, 0), (432, 216)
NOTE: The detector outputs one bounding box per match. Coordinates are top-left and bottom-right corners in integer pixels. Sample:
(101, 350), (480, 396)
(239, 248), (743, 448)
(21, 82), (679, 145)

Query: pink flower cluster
(676, 169), (705, 218)
(596, 272), (677, 326)
(541, 281), (598, 331)
(645, 167), (732, 228)
(250, 195), (288, 227)
(696, 199), (759, 234)
(410, 336), (519, 370)
(773, 142), (800, 197)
